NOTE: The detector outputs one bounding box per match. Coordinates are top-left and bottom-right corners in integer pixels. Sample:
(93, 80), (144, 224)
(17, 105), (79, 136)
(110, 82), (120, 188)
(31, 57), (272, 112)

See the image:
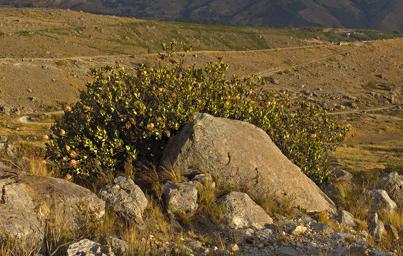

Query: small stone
(219, 192), (273, 229)
(230, 243), (239, 252)
(244, 228), (255, 236)
(290, 225), (308, 236)
(186, 240), (203, 251)
(310, 223), (334, 235)
(348, 244), (368, 255)
(291, 208), (315, 224)
(334, 232), (353, 240)
(67, 239), (114, 256)
(340, 210), (356, 228)
(358, 230), (369, 240)
(99, 176), (148, 225)
(255, 228), (274, 240)
(163, 181), (198, 217)
(368, 213), (387, 241)
(0, 136), (7, 143)
(369, 190), (397, 213)
(192, 173), (215, 189)
(332, 169), (353, 182)
(380, 172), (402, 208)
(106, 237), (128, 256)
(276, 246), (299, 256)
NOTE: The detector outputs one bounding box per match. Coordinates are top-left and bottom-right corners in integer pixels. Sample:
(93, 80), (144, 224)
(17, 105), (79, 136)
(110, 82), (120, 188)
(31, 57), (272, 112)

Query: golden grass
(28, 157), (49, 176)
(257, 195), (294, 218)
(196, 177), (226, 224)
(159, 165), (185, 184)
(0, 239), (40, 256)
(383, 210), (403, 228)
(316, 212), (341, 232)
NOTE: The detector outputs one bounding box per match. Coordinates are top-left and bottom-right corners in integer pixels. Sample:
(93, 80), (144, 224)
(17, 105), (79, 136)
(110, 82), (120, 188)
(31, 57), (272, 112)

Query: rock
(368, 213), (386, 241)
(333, 232), (353, 240)
(375, 73), (386, 79)
(339, 210), (356, 228)
(276, 246), (299, 256)
(0, 168), (105, 247)
(255, 228), (274, 240)
(291, 208), (315, 224)
(192, 173), (215, 189)
(161, 113), (335, 213)
(67, 239), (114, 256)
(380, 172), (402, 208)
(332, 169), (353, 183)
(347, 244), (368, 256)
(99, 176), (148, 225)
(288, 225), (308, 236)
(185, 240), (203, 251)
(230, 243), (239, 252)
(5, 143), (17, 158)
(0, 135), (7, 143)
(219, 192), (273, 229)
(106, 237), (129, 256)
(28, 96), (37, 102)
(322, 170), (353, 201)
(163, 181), (198, 217)
(368, 190), (397, 213)
(310, 223), (334, 235)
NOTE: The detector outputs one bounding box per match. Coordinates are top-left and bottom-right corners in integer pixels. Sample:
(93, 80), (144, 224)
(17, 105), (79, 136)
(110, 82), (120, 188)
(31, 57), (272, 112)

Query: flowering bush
(46, 45), (348, 184)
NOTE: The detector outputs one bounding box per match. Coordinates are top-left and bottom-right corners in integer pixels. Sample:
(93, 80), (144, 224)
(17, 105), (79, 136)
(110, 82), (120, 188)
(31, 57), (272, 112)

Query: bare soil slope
(0, 9), (401, 176)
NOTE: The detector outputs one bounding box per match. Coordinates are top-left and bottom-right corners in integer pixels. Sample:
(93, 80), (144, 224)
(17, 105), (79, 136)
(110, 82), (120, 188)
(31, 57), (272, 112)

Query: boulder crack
(1, 180), (16, 204)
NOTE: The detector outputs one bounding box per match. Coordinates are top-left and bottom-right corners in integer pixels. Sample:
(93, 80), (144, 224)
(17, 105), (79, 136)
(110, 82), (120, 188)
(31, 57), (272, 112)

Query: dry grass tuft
(0, 239), (40, 256)
(316, 212), (342, 232)
(28, 157), (49, 176)
(196, 177), (226, 224)
(257, 195), (294, 218)
(382, 210), (403, 229)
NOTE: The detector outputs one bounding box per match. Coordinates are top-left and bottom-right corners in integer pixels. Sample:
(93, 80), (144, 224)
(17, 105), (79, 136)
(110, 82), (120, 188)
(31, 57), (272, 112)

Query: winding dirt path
(328, 106), (400, 116)
(0, 41), (361, 63)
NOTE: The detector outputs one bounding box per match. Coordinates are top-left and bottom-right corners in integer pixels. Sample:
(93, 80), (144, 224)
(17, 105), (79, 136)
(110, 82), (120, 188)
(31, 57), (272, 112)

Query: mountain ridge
(1, 0), (402, 31)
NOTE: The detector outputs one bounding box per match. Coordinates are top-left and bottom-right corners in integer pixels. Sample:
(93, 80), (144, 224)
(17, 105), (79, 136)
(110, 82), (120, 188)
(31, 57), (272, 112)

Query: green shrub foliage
(46, 46), (348, 184)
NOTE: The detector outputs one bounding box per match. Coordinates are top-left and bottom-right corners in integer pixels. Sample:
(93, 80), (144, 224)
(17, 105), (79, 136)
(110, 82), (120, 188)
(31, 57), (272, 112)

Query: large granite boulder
(161, 113), (335, 213)
(0, 168), (105, 247)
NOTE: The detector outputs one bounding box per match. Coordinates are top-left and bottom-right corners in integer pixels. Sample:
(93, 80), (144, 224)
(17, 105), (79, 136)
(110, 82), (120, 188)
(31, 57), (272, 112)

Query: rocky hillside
(1, 0), (403, 31)
(1, 114), (401, 255)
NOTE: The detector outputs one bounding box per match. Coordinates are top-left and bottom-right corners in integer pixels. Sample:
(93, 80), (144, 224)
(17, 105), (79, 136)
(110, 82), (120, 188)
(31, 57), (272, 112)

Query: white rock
(340, 210), (356, 228)
(219, 192), (273, 229)
(163, 181), (198, 217)
(369, 190), (397, 213)
(290, 225), (308, 236)
(368, 213), (386, 241)
(99, 176), (148, 225)
(67, 239), (114, 256)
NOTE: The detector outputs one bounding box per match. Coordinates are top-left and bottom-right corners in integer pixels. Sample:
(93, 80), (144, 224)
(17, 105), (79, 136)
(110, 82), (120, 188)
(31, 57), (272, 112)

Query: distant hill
(1, 0), (402, 31)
